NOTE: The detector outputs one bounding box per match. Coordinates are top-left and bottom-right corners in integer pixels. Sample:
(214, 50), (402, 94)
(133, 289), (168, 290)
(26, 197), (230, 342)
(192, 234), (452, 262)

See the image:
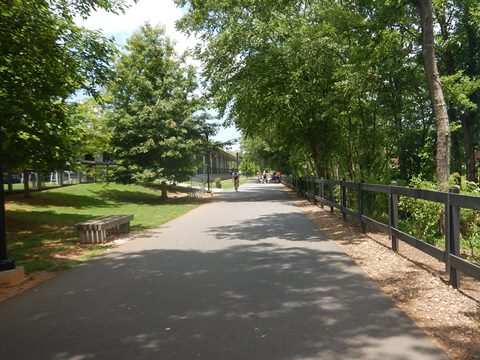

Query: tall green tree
(436, 0), (480, 181)
(414, 0), (451, 190)
(0, 0), (128, 268)
(176, 0), (477, 187)
(0, 0), (124, 190)
(107, 24), (205, 198)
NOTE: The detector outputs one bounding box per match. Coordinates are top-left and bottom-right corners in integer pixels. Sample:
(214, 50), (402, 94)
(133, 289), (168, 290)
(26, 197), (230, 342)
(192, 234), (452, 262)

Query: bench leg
(79, 225), (129, 244)
(79, 230), (107, 244)
(109, 222), (130, 234)
(80, 231), (88, 243)
(118, 222), (130, 233)
(95, 230), (106, 244)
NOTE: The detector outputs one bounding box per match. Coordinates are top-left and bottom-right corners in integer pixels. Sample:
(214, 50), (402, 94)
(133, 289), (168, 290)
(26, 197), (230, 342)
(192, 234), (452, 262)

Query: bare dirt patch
(287, 191), (479, 360)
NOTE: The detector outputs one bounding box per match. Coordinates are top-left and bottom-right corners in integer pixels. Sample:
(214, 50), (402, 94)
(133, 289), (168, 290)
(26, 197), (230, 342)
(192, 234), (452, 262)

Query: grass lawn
(5, 183), (203, 273)
(216, 176), (250, 190)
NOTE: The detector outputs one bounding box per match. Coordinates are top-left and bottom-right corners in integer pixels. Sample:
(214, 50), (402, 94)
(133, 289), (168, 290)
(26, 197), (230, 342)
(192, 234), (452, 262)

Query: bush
(215, 177), (222, 188)
(398, 177), (443, 246)
(457, 178), (480, 261)
(399, 176), (480, 261)
(239, 159), (259, 177)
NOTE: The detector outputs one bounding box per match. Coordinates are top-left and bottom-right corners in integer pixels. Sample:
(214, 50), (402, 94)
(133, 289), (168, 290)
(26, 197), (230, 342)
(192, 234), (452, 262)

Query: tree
(414, 0), (451, 190)
(107, 24), (205, 198)
(0, 0), (123, 195)
(436, 0), (480, 181)
(0, 0), (128, 269)
(176, 0), (473, 188)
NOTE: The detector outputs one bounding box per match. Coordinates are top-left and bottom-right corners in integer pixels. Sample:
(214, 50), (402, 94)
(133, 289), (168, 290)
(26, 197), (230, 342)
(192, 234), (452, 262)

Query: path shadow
(208, 212), (327, 242)
(0, 243), (447, 360)
(216, 182), (289, 203)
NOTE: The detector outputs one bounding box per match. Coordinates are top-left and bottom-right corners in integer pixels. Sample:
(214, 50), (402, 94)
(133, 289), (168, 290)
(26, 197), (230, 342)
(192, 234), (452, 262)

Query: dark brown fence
(283, 176), (480, 289)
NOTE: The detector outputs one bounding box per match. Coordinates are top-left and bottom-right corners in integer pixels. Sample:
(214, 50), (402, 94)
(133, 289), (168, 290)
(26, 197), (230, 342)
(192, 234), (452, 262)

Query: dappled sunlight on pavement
(0, 180), (449, 360)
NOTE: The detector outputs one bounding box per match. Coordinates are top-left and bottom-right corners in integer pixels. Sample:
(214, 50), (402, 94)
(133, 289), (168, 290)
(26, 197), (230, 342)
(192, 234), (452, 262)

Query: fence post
(305, 178), (312, 201)
(389, 181), (399, 252)
(341, 179), (347, 221)
(359, 181), (367, 233)
(309, 178), (313, 202)
(320, 178), (324, 208)
(329, 179), (334, 213)
(448, 187), (460, 288)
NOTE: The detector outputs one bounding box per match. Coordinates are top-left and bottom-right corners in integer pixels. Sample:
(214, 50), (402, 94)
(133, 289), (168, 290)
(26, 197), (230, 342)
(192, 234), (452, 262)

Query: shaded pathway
(0, 181), (448, 359)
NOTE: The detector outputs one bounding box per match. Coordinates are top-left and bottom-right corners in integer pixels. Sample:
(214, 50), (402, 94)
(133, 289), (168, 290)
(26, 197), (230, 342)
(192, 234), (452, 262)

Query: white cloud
(78, 0), (195, 54)
(77, 0), (240, 146)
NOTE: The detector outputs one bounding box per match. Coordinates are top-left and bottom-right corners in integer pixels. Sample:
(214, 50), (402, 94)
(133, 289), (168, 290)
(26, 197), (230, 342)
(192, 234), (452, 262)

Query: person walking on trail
(231, 170), (240, 191)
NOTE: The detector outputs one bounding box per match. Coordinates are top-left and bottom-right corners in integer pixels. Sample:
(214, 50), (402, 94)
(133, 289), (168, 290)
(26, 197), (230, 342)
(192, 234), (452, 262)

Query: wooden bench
(75, 215), (134, 244)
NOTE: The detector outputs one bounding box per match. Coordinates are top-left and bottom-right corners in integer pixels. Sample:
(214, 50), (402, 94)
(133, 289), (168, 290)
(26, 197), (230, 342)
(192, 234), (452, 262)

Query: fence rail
(283, 176), (480, 289)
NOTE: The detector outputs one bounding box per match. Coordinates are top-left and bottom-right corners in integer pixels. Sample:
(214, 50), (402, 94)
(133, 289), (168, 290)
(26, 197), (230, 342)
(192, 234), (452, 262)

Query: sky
(78, 0), (240, 150)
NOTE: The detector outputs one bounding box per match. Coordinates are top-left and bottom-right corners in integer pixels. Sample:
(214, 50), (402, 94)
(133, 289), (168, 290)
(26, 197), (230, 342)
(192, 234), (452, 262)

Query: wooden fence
(283, 176), (480, 289)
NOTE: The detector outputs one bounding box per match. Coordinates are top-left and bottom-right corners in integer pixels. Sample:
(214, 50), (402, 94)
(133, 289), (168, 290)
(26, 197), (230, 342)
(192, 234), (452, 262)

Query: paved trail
(0, 181), (448, 360)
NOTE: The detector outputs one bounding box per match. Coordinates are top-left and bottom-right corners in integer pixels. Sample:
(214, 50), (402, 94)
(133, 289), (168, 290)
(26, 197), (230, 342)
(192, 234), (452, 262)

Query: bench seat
(75, 215), (134, 244)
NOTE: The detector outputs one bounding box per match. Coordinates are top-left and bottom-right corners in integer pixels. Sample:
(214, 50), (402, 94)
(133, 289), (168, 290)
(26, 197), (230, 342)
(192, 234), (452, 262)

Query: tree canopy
(0, 0), (125, 175)
(106, 24), (207, 193)
(176, 0), (480, 186)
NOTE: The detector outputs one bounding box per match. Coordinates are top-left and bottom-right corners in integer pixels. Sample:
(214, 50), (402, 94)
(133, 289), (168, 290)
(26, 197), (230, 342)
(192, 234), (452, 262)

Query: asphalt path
(0, 181), (448, 360)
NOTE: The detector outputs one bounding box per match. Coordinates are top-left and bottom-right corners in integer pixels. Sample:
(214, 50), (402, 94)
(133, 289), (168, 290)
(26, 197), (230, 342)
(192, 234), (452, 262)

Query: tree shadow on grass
(89, 189), (208, 206)
(6, 210), (98, 271)
(7, 189), (204, 212)
(6, 209), (94, 234)
(7, 191), (112, 208)
(0, 243), (448, 360)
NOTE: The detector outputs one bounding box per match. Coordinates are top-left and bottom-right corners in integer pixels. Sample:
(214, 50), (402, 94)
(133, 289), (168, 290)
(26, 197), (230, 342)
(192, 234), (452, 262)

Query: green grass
(216, 177), (250, 190)
(4, 183), (61, 193)
(5, 183), (202, 273)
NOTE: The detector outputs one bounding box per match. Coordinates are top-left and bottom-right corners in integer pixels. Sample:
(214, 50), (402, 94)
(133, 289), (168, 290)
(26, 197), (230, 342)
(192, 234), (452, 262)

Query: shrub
(457, 178), (480, 261)
(398, 177), (443, 245)
(215, 177), (222, 188)
(399, 176), (480, 260)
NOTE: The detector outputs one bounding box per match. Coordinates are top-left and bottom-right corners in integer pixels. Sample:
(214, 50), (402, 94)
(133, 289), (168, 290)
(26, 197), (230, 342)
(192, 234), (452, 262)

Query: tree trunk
(437, 10), (463, 176)
(161, 181), (168, 200)
(7, 172), (13, 194)
(415, 0), (451, 191)
(23, 171), (30, 198)
(37, 173), (43, 190)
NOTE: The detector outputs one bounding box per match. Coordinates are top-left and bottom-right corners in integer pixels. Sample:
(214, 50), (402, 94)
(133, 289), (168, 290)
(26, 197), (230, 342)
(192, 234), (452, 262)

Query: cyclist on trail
(231, 170), (240, 191)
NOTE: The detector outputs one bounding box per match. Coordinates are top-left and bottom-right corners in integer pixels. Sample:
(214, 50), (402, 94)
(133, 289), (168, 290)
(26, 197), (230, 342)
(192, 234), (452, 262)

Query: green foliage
(0, 0), (121, 173)
(442, 71), (480, 111)
(175, 0), (441, 182)
(399, 176), (480, 260)
(6, 182), (200, 272)
(107, 24), (205, 185)
(69, 98), (112, 161)
(460, 208), (480, 261)
(399, 177), (444, 245)
(455, 176), (480, 260)
(215, 177), (222, 188)
(239, 159), (260, 177)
